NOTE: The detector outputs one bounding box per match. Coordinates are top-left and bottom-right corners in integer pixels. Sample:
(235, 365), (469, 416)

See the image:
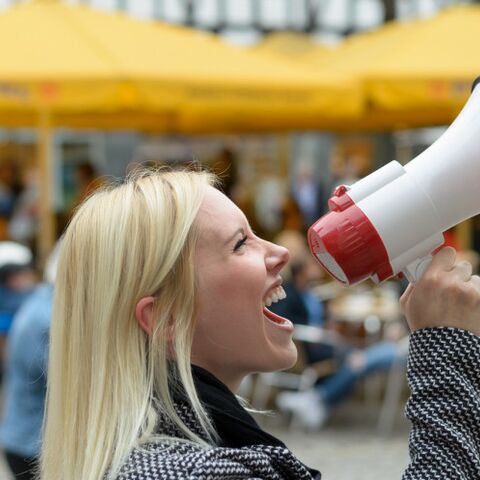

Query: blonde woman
(41, 169), (480, 480)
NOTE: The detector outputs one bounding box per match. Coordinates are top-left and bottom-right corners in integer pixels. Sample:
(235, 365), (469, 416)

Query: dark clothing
(191, 365), (320, 478)
(271, 283), (309, 325)
(5, 451), (36, 480)
(117, 364), (320, 479)
(117, 328), (480, 479)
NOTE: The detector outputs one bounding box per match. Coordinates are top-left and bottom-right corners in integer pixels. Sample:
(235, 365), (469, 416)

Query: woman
(41, 169), (480, 480)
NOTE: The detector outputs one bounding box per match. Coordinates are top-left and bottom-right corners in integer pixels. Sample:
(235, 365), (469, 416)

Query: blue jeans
(316, 341), (401, 408)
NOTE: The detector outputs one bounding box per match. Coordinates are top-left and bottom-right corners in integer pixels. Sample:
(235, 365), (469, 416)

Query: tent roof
(0, 1), (362, 132)
(307, 5), (480, 124)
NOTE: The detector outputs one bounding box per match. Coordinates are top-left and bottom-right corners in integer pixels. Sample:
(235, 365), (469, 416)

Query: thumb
(400, 283), (414, 314)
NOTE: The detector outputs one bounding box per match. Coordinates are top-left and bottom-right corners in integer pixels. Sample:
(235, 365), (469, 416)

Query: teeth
(263, 286), (287, 307)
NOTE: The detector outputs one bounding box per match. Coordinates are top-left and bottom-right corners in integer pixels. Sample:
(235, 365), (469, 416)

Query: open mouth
(262, 285), (293, 331)
(263, 306), (291, 325)
(263, 285), (286, 307)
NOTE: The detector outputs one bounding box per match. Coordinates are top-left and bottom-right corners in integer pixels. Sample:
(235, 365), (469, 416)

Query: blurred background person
(254, 173), (286, 240)
(7, 168), (39, 253)
(0, 242), (59, 480)
(328, 153), (362, 202)
(68, 162), (103, 216)
(0, 242), (37, 383)
(291, 160), (326, 230)
(0, 161), (21, 241)
(270, 254), (406, 430)
(210, 147), (239, 200)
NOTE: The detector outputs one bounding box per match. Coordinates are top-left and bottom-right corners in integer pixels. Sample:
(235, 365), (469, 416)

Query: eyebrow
(224, 227), (245, 246)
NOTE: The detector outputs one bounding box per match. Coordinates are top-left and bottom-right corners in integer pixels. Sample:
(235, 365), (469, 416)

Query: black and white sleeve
(403, 327), (480, 480)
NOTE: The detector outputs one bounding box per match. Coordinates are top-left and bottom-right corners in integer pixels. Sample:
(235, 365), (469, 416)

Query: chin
(282, 344), (299, 370)
(267, 343), (298, 372)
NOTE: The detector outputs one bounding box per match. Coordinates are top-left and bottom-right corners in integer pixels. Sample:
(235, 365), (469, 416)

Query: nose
(265, 241), (290, 274)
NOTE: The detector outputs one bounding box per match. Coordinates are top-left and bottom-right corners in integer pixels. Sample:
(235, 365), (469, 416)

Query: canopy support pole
(277, 133), (289, 178)
(37, 110), (55, 267)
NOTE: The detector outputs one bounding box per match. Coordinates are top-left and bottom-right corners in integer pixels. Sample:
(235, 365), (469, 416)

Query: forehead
(196, 186), (244, 239)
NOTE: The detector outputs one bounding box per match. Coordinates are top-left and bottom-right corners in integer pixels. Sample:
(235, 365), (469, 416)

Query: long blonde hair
(41, 169), (217, 480)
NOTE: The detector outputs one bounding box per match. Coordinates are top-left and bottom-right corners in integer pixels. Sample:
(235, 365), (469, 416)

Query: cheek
(194, 263), (266, 341)
(198, 261), (266, 316)
(192, 263), (297, 375)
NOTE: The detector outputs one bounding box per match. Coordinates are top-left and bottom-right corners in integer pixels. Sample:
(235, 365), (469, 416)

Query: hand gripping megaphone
(308, 77), (480, 286)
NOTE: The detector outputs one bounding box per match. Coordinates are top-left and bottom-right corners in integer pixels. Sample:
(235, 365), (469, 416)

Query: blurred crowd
(0, 154), (106, 478)
(0, 143), (477, 480)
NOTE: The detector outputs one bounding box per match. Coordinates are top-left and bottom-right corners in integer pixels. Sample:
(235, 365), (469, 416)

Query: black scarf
(191, 365), (321, 479)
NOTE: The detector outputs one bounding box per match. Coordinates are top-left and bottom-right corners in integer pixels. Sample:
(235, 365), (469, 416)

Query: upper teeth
(263, 286), (287, 307)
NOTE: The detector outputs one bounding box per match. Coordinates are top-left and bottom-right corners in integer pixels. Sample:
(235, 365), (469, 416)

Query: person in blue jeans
(0, 245), (58, 480)
(270, 257), (405, 429)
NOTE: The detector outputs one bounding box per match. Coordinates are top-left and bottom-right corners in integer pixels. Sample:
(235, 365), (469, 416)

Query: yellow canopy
(251, 32), (324, 59)
(308, 5), (480, 129)
(0, 0), (364, 259)
(0, 0), (362, 132)
(366, 6), (479, 115)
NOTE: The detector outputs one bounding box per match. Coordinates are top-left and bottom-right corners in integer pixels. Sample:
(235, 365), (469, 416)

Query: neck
(192, 361), (245, 393)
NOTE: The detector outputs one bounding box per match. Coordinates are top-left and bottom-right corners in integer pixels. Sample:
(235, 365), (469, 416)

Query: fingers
(400, 283), (414, 313)
(467, 274), (480, 290)
(450, 261), (473, 282)
(401, 262), (476, 311)
(459, 275), (480, 311)
(428, 246), (456, 273)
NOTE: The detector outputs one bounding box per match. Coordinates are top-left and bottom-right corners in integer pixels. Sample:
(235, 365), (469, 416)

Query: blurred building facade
(2, 1), (479, 45)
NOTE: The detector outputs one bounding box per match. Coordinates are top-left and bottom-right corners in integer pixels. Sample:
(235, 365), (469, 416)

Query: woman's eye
(233, 235), (248, 252)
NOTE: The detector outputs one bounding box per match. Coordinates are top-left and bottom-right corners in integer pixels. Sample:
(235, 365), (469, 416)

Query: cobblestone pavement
(268, 425), (409, 480)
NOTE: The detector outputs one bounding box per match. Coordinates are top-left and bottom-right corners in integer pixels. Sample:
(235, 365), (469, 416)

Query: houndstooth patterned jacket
(403, 328), (480, 479)
(117, 328), (480, 479)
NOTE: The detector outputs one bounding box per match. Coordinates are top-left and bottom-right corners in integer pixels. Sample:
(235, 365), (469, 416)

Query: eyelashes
(233, 235), (248, 252)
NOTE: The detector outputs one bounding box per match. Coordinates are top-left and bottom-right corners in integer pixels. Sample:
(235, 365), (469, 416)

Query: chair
(377, 335), (409, 435)
(250, 325), (343, 419)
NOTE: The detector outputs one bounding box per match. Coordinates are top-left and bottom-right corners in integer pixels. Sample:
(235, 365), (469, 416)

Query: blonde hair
(41, 169), (217, 480)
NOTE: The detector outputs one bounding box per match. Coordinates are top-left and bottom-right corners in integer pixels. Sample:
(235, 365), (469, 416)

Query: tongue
(263, 306), (289, 324)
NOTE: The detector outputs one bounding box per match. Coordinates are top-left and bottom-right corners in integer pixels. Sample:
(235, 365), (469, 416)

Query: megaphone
(308, 77), (480, 286)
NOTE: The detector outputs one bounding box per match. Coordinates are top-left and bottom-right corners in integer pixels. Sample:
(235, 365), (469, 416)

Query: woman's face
(191, 186), (297, 391)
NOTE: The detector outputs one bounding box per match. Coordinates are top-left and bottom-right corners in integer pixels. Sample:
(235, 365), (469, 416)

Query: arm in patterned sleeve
(403, 327), (480, 480)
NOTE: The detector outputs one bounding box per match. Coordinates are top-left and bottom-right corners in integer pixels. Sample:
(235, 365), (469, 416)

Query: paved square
(264, 401), (410, 480)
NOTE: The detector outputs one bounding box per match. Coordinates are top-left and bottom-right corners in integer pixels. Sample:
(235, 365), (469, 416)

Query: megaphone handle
(403, 255), (433, 284)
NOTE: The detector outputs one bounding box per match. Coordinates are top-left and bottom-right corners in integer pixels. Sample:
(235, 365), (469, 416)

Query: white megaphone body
(308, 77), (480, 286)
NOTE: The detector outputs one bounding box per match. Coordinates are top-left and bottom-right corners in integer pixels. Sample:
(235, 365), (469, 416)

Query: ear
(135, 296), (155, 336)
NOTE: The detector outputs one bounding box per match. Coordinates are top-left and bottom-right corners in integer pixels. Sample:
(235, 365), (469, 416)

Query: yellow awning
(307, 5), (480, 129)
(251, 32), (324, 59)
(0, 0), (362, 132)
(0, 0), (364, 259)
(366, 6), (479, 115)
